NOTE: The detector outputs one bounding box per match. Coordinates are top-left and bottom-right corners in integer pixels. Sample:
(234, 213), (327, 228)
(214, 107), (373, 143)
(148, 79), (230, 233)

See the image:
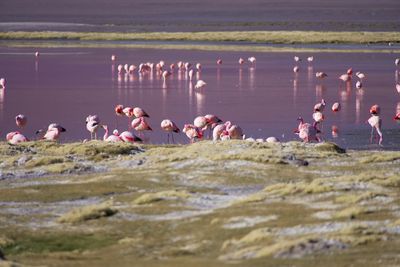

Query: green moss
(313, 142), (346, 154)
(25, 157), (64, 168)
(263, 180), (333, 196)
(3, 233), (114, 255)
(358, 153), (400, 163)
(57, 200), (118, 223)
(132, 190), (191, 205)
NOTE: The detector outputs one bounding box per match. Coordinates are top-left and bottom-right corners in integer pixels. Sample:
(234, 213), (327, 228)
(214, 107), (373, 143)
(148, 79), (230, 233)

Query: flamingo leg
(172, 133), (175, 144)
(94, 132), (97, 140)
(370, 127), (375, 143)
(376, 127), (383, 146)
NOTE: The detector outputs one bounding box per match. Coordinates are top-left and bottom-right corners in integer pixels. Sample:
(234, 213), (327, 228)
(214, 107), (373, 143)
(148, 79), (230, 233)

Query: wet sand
(0, 46), (399, 149)
(0, 0), (399, 32)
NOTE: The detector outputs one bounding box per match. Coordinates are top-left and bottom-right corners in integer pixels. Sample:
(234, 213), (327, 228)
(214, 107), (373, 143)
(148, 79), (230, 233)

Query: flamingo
(177, 61), (184, 70)
(196, 63), (202, 71)
(224, 121), (243, 139)
(339, 74), (351, 82)
(332, 102), (341, 112)
(315, 72), (328, 79)
(356, 71), (365, 81)
(212, 123), (226, 141)
(293, 66), (300, 73)
(266, 136), (280, 143)
(367, 114), (383, 146)
(220, 130), (231, 141)
(312, 111), (324, 129)
(216, 59), (223, 65)
(184, 62), (192, 71)
(188, 69), (194, 81)
(133, 107), (149, 118)
(331, 125), (339, 138)
(170, 63), (175, 71)
(193, 116), (208, 130)
(294, 56), (301, 62)
(15, 114), (27, 128)
(248, 57), (256, 65)
(162, 70), (172, 81)
(195, 80), (207, 89)
(370, 104), (380, 115)
(238, 58), (245, 65)
(307, 56), (314, 63)
(161, 119), (180, 144)
(131, 117), (152, 133)
(6, 131), (29, 144)
(102, 125), (122, 142)
(295, 117), (320, 143)
(395, 84), (400, 94)
(0, 78), (6, 89)
(128, 65), (137, 74)
(314, 99), (326, 112)
(117, 64), (124, 74)
(119, 131), (142, 143)
(111, 54), (116, 61)
(356, 80), (362, 89)
(182, 124), (203, 143)
(86, 115), (101, 140)
(42, 127), (63, 141)
(395, 58), (400, 66)
(115, 104), (124, 128)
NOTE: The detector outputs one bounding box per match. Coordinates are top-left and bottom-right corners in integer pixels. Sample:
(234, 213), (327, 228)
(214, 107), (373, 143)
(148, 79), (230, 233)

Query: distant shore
(1, 31), (400, 53)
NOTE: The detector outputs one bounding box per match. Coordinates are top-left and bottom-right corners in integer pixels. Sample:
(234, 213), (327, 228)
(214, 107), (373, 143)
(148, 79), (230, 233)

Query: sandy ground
(0, 0), (399, 32)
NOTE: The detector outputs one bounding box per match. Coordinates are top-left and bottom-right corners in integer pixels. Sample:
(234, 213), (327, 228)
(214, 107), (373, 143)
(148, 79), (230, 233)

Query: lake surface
(0, 0), (399, 32)
(1, 46), (400, 149)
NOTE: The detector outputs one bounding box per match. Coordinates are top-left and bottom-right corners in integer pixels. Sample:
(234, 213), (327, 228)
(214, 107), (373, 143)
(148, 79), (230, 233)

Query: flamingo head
(112, 129), (119, 136)
(115, 104), (124, 115)
(369, 104), (380, 115)
(393, 113), (400, 121)
(347, 68), (353, 75)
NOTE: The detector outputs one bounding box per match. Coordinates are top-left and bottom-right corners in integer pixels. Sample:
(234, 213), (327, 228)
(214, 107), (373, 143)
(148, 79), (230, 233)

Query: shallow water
(0, 46), (400, 149)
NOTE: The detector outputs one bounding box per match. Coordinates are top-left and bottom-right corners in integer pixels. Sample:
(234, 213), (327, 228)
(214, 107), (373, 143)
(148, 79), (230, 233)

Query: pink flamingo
(35, 51), (40, 57)
(248, 57), (256, 65)
(396, 58), (400, 66)
(119, 131), (142, 143)
(131, 117), (152, 135)
(212, 123), (226, 141)
(133, 107), (149, 118)
(188, 69), (194, 81)
(203, 114), (223, 138)
(102, 125), (122, 142)
(86, 115), (101, 140)
(331, 125), (339, 138)
(184, 62), (192, 71)
(177, 61), (184, 70)
(182, 124), (203, 143)
(295, 117), (321, 143)
(42, 127), (63, 141)
(161, 119), (180, 143)
(170, 63), (175, 71)
(193, 116), (208, 130)
(195, 80), (207, 89)
(196, 63), (202, 72)
(0, 78), (6, 89)
(294, 56), (301, 62)
(370, 104), (380, 115)
(238, 58), (245, 65)
(224, 121), (243, 139)
(314, 99), (326, 112)
(6, 131), (29, 144)
(367, 114), (383, 146)
(394, 112), (400, 122)
(396, 84), (400, 94)
(115, 104), (124, 128)
(315, 72), (328, 79)
(307, 56), (314, 63)
(216, 59), (223, 65)
(356, 71), (365, 81)
(15, 114), (27, 128)
(162, 70), (172, 81)
(123, 107), (134, 129)
(111, 54), (116, 61)
(293, 66), (300, 73)
(356, 80), (362, 89)
(332, 102), (341, 112)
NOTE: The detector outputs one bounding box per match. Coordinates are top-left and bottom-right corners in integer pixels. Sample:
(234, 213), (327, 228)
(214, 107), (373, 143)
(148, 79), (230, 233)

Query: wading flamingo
(133, 107), (149, 118)
(332, 102), (341, 112)
(195, 80), (207, 89)
(314, 99), (326, 112)
(238, 58), (245, 65)
(161, 119), (180, 144)
(86, 115), (101, 140)
(131, 117), (152, 135)
(315, 72), (328, 79)
(15, 114), (27, 128)
(367, 114), (383, 146)
(212, 123), (226, 141)
(295, 117), (321, 143)
(356, 80), (362, 89)
(293, 66), (300, 73)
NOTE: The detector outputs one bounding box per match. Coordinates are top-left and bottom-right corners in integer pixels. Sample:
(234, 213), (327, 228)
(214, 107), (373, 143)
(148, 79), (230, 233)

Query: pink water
(1, 47), (399, 149)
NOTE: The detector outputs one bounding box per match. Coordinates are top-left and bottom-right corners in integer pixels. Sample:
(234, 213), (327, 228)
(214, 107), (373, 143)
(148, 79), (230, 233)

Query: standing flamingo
(248, 57), (256, 65)
(224, 121), (243, 139)
(216, 59), (223, 65)
(238, 58), (245, 65)
(193, 116), (208, 130)
(196, 63), (202, 71)
(115, 104), (124, 128)
(294, 56), (301, 62)
(161, 119), (180, 144)
(6, 131), (29, 144)
(15, 114), (27, 128)
(396, 84), (400, 94)
(307, 56), (314, 63)
(395, 58), (400, 66)
(356, 71), (365, 81)
(293, 66), (300, 73)
(188, 69), (194, 81)
(356, 80), (362, 89)
(162, 70), (172, 81)
(315, 72), (328, 79)
(182, 124), (203, 143)
(212, 123), (226, 141)
(86, 115), (101, 140)
(367, 104), (382, 145)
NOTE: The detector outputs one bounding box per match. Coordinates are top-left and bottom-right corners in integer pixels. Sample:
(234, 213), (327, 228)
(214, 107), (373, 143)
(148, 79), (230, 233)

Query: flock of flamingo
(3, 53), (400, 146)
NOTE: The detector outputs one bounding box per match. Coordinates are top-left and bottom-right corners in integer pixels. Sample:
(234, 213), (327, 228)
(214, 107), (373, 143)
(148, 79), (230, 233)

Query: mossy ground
(1, 140), (400, 266)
